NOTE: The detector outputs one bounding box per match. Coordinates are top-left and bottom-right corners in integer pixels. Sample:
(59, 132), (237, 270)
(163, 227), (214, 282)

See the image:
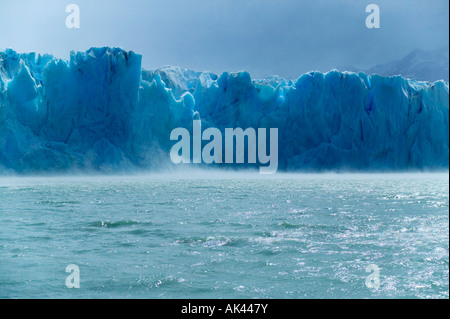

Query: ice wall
(0, 47), (448, 173)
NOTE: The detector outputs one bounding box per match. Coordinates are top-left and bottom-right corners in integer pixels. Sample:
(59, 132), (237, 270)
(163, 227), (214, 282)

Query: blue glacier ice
(0, 47), (448, 173)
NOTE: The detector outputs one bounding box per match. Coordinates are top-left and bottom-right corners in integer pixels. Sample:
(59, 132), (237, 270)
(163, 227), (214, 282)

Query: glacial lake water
(0, 173), (448, 299)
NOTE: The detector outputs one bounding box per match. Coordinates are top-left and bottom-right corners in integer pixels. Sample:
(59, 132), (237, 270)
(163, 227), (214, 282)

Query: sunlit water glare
(0, 173), (448, 298)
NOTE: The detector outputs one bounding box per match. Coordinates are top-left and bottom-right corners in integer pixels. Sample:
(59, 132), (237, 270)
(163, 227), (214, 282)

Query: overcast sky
(0, 0), (448, 79)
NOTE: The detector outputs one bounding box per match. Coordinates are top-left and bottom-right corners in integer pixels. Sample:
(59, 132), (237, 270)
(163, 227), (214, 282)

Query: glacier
(0, 47), (448, 173)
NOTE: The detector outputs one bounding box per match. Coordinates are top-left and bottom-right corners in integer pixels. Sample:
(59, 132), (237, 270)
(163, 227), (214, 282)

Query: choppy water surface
(0, 173), (448, 298)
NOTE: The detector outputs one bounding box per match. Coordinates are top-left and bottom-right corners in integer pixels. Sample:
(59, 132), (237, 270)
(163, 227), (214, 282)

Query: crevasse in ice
(0, 47), (448, 172)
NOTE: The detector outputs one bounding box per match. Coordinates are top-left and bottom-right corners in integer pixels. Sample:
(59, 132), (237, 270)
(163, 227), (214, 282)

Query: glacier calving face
(0, 47), (448, 173)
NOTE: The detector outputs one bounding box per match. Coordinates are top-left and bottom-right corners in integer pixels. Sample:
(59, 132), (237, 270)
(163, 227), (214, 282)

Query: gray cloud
(0, 0), (448, 79)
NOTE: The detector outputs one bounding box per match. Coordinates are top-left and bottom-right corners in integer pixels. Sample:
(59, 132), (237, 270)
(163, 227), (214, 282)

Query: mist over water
(0, 173), (448, 298)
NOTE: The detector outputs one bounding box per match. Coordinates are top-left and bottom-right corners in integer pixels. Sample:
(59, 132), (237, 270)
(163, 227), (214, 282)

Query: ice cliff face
(0, 47), (448, 173)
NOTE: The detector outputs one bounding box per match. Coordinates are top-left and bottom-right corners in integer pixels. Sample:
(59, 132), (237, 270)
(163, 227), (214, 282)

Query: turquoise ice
(0, 47), (448, 173)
